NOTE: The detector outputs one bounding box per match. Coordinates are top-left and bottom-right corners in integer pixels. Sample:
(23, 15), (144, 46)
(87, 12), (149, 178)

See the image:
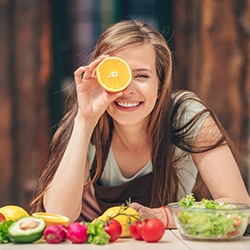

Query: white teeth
(117, 102), (140, 108)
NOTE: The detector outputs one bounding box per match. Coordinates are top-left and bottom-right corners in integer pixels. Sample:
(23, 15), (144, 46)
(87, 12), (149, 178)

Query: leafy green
(86, 220), (110, 245)
(178, 193), (196, 208)
(0, 220), (14, 243)
(177, 194), (247, 238)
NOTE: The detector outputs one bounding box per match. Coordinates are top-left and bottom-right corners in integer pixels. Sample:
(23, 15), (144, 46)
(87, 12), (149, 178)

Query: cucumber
(8, 216), (46, 243)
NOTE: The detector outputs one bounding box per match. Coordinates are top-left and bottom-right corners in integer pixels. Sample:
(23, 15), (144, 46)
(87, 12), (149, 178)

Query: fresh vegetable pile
(175, 194), (249, 239)
(0, 203), (166, 245)
(0, 216), (112, 245)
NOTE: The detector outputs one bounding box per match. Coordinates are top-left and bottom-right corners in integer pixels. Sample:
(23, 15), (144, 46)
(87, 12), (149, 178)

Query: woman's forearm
(43, 117), (95, 222)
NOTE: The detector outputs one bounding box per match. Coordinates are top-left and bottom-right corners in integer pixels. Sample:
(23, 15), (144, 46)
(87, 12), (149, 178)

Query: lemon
(96, 205), (142, 238)
(0, 205), (29, 221)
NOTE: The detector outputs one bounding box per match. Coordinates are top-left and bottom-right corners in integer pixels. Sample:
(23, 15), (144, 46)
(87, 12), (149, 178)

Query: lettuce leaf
(0, 220), (14, 243)
(86, 220), (110, 245)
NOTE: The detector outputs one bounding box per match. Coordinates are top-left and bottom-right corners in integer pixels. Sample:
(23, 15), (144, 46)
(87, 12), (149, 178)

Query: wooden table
(1, 230), (250, 250)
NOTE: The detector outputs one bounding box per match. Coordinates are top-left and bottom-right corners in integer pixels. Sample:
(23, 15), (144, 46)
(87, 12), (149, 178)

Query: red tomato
(141, 218), (165, 242)
(104, 219), (122, 242)
(0, 213), (5, 222)
(129, 221), (145, 240)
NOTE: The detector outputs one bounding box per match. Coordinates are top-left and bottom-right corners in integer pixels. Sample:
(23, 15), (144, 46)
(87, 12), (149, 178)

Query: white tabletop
(1, 230), (250, 250)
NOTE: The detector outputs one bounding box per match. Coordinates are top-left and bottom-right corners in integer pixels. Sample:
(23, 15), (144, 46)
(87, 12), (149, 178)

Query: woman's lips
(114, 101), (142, 110)
(116, 102), (140, 108)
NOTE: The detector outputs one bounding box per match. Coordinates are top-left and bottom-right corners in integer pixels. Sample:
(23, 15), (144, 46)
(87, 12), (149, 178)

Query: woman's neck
(112, 121), (150, 151)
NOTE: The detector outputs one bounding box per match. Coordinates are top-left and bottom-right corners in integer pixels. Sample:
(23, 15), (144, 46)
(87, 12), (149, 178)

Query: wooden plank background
(0, 0), (249, 211)
(0, 0), (51, 210)
(173, 0), (250, 189)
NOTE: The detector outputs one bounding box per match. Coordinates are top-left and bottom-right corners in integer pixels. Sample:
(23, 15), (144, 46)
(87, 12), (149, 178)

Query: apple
(0, 213), (5, 222)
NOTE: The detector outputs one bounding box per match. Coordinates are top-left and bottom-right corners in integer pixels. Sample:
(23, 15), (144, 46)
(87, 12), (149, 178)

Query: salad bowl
(168, 198), (250, 241)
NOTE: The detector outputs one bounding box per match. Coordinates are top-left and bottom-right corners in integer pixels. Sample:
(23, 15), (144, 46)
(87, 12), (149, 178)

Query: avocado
(8, 216), (46, 243)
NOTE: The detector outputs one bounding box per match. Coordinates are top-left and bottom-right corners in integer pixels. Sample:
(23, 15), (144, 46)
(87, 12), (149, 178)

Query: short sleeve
(87, 143), (96, 169)
(172, 91), (210, 142)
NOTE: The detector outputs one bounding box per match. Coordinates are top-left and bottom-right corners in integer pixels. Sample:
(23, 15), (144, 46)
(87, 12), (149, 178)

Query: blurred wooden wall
(0, 0), (51, 211)
(0, 0), (249, 211)
(173, 0), (250, 191)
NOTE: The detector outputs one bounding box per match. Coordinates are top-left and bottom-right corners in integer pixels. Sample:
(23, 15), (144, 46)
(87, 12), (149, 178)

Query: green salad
(177, 194), (248, 238)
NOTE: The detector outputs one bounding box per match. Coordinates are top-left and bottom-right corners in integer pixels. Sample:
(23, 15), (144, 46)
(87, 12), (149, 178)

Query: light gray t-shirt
(87, 91), (209, 199)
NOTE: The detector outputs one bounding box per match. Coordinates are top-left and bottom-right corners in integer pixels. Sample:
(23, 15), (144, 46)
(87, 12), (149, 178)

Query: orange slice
(96, 56), (132, 92)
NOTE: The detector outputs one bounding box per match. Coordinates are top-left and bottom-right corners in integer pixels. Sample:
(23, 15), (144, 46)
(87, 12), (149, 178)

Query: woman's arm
(131, 116), (249, 228)
(192, 117), (250, 204)
(43, 117), (94, 223)
(43, 57), (123, 223)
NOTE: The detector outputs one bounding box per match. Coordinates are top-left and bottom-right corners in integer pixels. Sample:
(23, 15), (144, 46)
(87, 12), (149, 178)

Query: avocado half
(8, 216), (46, 243)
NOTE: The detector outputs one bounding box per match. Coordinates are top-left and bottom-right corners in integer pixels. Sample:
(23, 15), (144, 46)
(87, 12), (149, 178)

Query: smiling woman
(30, 20), (250, 229)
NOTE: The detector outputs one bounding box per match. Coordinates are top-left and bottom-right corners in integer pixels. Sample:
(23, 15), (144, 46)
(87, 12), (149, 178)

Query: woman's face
(107, 43), (159, 127)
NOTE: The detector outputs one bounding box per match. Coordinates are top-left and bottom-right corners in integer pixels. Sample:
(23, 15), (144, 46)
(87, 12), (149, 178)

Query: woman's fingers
(74, 66), (88, 84)
(74, 55), (108, 84)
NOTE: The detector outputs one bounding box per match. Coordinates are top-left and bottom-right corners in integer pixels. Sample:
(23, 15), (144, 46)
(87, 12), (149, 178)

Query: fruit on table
(96, 56), (132, 92)
(95, 205), (142, 237)
(67, 222), (88, 243)
(43, 224), (67, 244)
(0, 205), (29, 221)
(141, 218), (165, 242)
(129, 218), (165, 243)
(103, 218), (122, 242)
(129, 220), (145, 240)
(32, 212), (70, 227)
(8, 216), (46, 243)
(0, 213), (5, 222)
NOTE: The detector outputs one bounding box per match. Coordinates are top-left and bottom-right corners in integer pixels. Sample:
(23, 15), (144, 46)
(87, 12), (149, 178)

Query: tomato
(129, 221), (145, 240)
(96, 205), (141, 237)
(0, 213), (5, 222)
(104, 219), (122, 242)
(141, 218), (165, 242)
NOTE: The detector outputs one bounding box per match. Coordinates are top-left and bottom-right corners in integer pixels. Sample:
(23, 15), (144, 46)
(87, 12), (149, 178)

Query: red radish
(67, 222), (88, 243)
(43, 224), (67, 244)
(56, 224), (67, 241)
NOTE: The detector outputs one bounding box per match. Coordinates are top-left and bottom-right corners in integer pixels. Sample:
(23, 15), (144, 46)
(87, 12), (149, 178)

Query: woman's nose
(122, 81), (136, 95)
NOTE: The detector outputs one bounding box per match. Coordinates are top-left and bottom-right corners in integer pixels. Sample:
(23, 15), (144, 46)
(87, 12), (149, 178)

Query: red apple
(0, 213), (5, 222)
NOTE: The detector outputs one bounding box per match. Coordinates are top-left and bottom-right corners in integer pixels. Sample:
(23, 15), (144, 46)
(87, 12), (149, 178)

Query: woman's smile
(115, 101), (142, 110)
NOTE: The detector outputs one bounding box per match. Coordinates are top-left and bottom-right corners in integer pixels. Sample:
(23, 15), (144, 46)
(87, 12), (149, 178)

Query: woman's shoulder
(171, 90), (200, 103)
(171, 90), (207, 113)
(171, 90), (210, 135)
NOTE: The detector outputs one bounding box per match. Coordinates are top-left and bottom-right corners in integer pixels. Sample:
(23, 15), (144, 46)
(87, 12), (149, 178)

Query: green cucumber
(8, 216), (46, 243)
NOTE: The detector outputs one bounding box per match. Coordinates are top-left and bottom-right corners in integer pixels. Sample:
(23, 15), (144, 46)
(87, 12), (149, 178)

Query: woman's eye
(136, 74), (149, 79)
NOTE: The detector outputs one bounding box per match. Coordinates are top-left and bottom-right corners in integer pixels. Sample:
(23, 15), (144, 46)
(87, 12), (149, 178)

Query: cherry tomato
(129, 221), (145, 240)
(104, 219), (122, 242)
(0, 213), (5, 222)
(141, 218), (165, 242)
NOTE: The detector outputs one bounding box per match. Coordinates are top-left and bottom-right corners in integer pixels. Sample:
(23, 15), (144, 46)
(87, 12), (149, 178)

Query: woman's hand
(130, 202), (174, 229)
(74, 56), (123, 124)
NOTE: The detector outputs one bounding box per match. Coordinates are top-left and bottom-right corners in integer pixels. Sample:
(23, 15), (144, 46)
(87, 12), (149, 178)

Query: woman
(31, 20), (249, 228)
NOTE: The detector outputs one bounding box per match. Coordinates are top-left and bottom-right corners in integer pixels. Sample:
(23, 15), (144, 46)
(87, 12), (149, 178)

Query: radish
(43, 224), (67, 244)
(67, 222), (88, 243)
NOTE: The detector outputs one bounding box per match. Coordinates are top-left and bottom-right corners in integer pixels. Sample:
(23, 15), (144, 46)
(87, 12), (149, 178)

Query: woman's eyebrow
(133, 68), (153, 73)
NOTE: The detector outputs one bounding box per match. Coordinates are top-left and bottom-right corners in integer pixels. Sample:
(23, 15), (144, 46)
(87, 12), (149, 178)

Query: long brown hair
(31, 20), (231, 212)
